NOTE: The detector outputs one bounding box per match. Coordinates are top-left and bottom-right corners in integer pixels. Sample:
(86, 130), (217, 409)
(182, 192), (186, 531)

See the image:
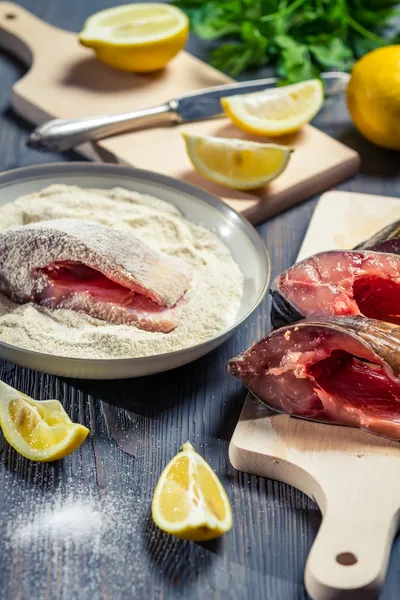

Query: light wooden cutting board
(230, 190), (400, 599)
(0, 2), (359, 224)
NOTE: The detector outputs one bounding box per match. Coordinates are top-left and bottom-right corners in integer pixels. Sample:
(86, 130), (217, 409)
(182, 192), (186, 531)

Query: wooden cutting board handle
(230, 399), (400, 600)
(305, 480), (399, 599)
(0, 2), (62, 65)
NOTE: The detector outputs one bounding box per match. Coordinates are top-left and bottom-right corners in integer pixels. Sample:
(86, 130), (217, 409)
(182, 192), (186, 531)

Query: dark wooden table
(1, 2), (400, 599)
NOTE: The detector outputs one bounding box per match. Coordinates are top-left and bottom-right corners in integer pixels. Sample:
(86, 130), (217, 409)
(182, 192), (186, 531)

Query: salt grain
(13, 500), (103, 545)
(5, 479), (149, 598)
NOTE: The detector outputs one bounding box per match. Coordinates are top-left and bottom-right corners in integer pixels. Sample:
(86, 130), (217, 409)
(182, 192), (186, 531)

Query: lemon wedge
(183, 133), (292, 190)
(0, 381), (89, 462)
(79, 3), (189, 72)
(221, 79), (324, 136)
(152, 441), (232, 541)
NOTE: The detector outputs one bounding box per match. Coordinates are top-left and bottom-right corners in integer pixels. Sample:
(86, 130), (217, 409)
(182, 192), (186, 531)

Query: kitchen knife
(28, 71), (349, 152)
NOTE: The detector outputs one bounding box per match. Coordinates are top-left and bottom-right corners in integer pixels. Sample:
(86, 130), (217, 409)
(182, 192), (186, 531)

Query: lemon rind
(0, 381), (89, 462)
(183, 134), (293, 190)
(222, 79), (324, 136)
(0, 416), (89, 462)
(152, 444), (233, 540)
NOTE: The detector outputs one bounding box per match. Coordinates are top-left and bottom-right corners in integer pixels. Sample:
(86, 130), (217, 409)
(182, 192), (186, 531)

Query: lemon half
(184, 133), (293, 190)
(221, 79), (324, 136)
(152, 442), (232, 541)
(0, 381), (89, 462)
(79, 3), (189, 72)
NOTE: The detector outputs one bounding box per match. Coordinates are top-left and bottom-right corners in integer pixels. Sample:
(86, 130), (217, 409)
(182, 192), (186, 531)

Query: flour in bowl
(0, 185), (243, 359)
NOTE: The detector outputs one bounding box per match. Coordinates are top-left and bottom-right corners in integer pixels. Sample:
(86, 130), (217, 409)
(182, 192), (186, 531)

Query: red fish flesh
(271, 250), (400, 328)
(0, 219), (192, 333)
(228, 316), (400, 440)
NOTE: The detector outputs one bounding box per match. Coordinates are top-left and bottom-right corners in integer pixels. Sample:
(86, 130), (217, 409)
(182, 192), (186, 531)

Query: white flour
(0, 185), (243, 359)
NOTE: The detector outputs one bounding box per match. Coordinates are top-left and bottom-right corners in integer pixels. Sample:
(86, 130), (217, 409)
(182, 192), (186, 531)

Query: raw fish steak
(270, 250), (400, 329)
(0, 219), (192, 333)
(228, 316), (400, 440)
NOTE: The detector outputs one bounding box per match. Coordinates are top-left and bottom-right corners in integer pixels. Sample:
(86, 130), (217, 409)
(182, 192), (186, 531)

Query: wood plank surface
(0, 2), (400, 600)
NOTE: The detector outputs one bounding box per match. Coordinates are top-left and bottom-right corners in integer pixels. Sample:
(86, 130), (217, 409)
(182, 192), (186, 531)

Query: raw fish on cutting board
(0, 2), (359, 224)
(230, 190), (400, 600)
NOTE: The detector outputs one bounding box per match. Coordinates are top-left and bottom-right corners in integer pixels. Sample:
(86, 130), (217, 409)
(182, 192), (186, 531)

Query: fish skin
(227, 316), (400, 440)
(337, 316), (400, 377)
(270, 282), (303, 329)
(0, 219), (192, 333)
(355, 219), (400, 254)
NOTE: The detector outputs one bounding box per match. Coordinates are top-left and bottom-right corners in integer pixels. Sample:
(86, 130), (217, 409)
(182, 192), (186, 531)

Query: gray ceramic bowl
(0, 163), (270, 379)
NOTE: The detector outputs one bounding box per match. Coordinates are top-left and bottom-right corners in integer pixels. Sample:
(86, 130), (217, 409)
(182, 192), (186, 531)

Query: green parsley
(173, 0), (400, 82)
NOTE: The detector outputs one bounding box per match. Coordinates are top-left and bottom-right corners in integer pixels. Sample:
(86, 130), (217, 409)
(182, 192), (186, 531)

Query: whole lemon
(347, 45), (400, 150)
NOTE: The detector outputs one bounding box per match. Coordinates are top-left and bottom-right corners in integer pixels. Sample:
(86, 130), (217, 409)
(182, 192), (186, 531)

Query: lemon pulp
(152, 442), (232, 541)
(183, 133), (293, 190)
(222, 79), (324, 136)
(0, 381), (89, 462)
(79, 3), (189, 72)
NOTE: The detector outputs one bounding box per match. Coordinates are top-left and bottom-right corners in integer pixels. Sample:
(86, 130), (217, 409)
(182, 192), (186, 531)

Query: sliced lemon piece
(183, 133), (292, 190)
(152, 441), (232, 541)
(79, 3), (189, 72)
(0, 381), (89, 462)
(221, 79), (324, 137)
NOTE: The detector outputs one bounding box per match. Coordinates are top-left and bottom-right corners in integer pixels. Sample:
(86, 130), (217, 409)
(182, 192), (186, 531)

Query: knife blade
(29, 71), (349, 152)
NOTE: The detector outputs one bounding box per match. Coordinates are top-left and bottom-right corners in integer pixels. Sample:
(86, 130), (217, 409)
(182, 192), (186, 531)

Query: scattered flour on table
(0, 184), (243, 358)
(5, 479), (150, 599)
(11, 495), (104, 547)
